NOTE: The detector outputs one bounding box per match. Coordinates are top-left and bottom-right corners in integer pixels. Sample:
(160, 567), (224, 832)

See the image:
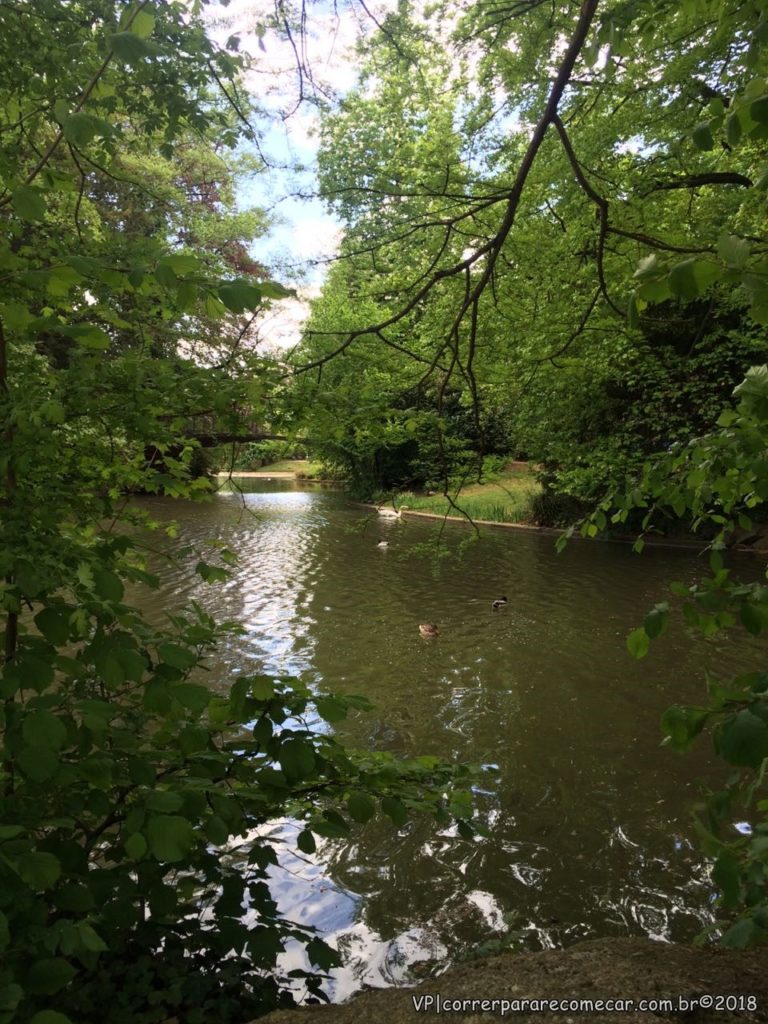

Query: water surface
(134, 480), (760, 997)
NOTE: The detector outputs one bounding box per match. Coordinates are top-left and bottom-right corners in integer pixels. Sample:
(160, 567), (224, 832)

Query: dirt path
(260, 937), (768, 1023)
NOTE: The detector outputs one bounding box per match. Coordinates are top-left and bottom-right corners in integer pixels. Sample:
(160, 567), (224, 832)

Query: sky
(205, 1), (395, 350)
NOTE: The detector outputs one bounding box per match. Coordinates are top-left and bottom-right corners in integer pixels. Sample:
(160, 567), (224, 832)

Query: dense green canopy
(297, 0), (768, 502)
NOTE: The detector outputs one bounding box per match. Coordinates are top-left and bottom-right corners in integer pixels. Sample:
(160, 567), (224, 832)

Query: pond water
(135, 479), (760, 999)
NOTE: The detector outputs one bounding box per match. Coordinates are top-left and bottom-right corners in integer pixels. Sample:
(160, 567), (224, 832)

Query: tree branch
(551, 113), (622, 315)
(645, 172), (753, 193)
(0, 1), (151, 209)
(294, 0), (601, 375)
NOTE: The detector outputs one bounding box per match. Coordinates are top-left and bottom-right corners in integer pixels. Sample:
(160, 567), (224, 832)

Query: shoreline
(214, 477), (764, 555)
(358, 504), (768, 554)
(355, 501), (702, 548)
(214, 471), (339, 483)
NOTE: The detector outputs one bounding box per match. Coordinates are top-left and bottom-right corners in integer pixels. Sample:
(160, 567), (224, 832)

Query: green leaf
(17, 746), (59, 781)
(22, 709), (67, 751)
(34, 606), (70, 645)
(78, 922), (108, 953)
(79, 756), (113, 788)
(93, 569), (124, 602)
(195, 560), (229, 583)
(297, 828), (316, 854)
(668, 258), (720, 300)
(0, 301), (33, 329)
(259, 280), (294, 299)
(740, 602), (766, 635)
(12, 185), (47, 221)
(721, 916), (760, 948)
(147, 815), (195, 862)
(205, 815), (229, 846)
(161, 253), (199, 274)
(247, 926), (285, 962)
(750, 96), (768, 124)
(643, 604), (668, 640)
(718, 709), (768, 768)
(116, 647), (148, 682)
(0, 984), (22, 1016)
(53, 883), (95, 912)
(306, 936), (340, 970)
(726, 111), (743, 146)
(93, 650), (125, 688)
(315, 696), (348, 722)
(172, 683), (211, 712)
(131, 10), (156, 39)
(251, 676), (274, 700)
(626, 627), (650, 659)
(712, 849), (741, 906)
(634, 254), (659, 279)
(15, 652), (55, 691)
(25, 958), (76, 995)
(381, 795), (408, 826)
(146, 790), (184, 813)
(157, 642), (198, 670)
(691, 122), (714, 150)
(661, 706), (708, 752)
(279, 738), (316, 781)
(108, 31), (155, 63)
(18, 852), (61, 891)
(347, 791), (376, 823)
(124, 832), (147, 860)
(717, 233), (750, 269)
(627, 293), (640, 329)
(179, 725), (209, 754)
(218, 280), (262, 313)
(312, 810), (349, 837)
(61, 112), (99, 147)
(637, 276), (672, 303)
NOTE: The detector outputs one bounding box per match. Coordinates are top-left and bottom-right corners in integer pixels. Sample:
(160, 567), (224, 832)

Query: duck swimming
(492, 596), (508, 611)
(418, 623), (440, 638)
(377, 540), (389, 549)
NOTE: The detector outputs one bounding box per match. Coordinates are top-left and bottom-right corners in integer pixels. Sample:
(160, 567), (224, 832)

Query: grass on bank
(398, 464), (541, 524)
(255, 459), (326, 478)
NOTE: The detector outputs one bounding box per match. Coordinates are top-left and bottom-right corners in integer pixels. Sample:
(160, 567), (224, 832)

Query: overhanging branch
(294, 0), (601, 376)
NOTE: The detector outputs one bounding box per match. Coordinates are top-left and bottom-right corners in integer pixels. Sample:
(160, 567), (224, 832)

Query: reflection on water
(135, 479), (761, 996)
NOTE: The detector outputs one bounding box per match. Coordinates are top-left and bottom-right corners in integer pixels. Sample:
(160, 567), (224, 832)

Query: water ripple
(131, 482), (763, 995)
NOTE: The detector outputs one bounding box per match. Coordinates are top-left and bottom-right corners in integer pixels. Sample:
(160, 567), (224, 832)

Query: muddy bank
(261, 938), (768, 1023)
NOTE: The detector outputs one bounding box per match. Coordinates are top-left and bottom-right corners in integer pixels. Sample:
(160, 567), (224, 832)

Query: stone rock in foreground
(260, 938), (768, 1023)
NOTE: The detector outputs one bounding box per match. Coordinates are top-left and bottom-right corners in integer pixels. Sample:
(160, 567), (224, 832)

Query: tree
(295, 0), (768, 508)
(289, 0), (768, 940)
(0, 3), (480, 1021)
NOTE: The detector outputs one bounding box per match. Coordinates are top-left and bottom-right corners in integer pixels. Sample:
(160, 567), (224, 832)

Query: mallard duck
(492, 596), (508, 611)
(419, 623), (440, 638)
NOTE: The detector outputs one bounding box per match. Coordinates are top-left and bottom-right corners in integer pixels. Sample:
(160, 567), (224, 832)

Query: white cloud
(255, 288), (320, 351)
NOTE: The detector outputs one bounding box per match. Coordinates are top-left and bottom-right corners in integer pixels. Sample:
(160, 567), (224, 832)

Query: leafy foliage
(0, 599), (479, 1021)
(295, 0), (768, 511)
(0, 3), (482, 1020)
(290, 0), (768, 943)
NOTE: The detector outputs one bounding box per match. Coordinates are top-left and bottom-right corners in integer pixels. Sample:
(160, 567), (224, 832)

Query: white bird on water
(376, 506), (408, 518)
